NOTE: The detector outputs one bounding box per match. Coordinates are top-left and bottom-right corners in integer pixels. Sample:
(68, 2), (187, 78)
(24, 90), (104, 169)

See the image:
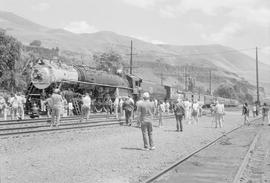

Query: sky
(0, 0), (270, 63)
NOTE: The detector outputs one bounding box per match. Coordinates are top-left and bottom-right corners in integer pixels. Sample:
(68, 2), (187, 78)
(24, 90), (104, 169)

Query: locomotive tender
(27, 58), (238, 113)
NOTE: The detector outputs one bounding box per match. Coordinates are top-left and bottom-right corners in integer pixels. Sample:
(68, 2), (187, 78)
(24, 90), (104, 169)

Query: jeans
(125, 110), (132, 124)
(141, 121), (154, 148)
(175, 115), (183, 131)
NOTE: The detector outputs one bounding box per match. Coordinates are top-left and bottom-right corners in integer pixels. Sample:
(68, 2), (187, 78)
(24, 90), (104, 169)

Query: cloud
(131, 35), (167, 44)
(31, 2), (50, 12)
(201, 23), (242, 43)
(159, 6), (178, 18)
(64, 21), (98, 34)
(261, 46), (270, 55)
(156, 0), (270, 26)
(121, 0), (169, 9)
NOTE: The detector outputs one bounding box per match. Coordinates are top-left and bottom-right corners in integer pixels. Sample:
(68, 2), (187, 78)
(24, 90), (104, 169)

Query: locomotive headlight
(31, 66), (52, 89)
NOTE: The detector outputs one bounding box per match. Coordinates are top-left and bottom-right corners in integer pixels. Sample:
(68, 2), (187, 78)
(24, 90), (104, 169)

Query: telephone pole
(209, 70), (212, 95)
(256, 47), (260, 104)
(130, 40), (133, 74)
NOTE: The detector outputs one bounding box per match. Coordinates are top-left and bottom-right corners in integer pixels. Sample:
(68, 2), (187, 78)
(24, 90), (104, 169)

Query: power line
(133, 47), (257, 58)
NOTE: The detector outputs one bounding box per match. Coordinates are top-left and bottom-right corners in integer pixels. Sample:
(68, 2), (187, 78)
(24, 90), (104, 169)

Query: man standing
(0, 95), (7, 120)
(114, 96), (119, 119)
(51, 89), (63, 127)
(122, 96), (134, 125)
(17, 92), (26, 120)
(174, 99), (185, 132)
(184, 99), (191, 124)
(262, 103), (269, 125)
(214, 100), (224, 128)
(80, 93), (91, 122)
(9, 93), (19, 120)
(137, 92), (155, 150)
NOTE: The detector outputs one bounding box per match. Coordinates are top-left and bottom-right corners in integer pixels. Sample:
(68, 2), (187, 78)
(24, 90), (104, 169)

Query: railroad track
(143, 117), (262, 183)
(0, 114), (175, 137)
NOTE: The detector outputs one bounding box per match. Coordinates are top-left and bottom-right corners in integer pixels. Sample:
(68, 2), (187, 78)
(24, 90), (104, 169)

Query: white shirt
(215, 103), (224, 114)
(192, 102), (199, 111)
(82, 95), (91, 107)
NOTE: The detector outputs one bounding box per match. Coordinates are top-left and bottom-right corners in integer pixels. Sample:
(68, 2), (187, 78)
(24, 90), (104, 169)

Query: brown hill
(1, 10), (269, 98)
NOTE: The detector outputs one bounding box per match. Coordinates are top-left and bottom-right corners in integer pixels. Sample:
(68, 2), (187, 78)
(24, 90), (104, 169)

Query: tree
(30, 40), (42, 47)
(0, 31), (22, 91)
(213, 84), (236, 99)
(93, 51), (123, 73)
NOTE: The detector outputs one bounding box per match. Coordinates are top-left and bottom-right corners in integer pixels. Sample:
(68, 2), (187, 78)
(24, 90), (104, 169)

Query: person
(17, 92), (26, 120)
(191, 100), (199, 124)
(40, 92), (46, 113)
(45, 94), (53, 117)
(62, 95), (68, 117)
(104, 94), (112, 119)
(157, 100), (163, 127)
(80, 93), (91, 122)
(174, 99), (185, 132)
(184, 99), (191, 124)
(51, 89), (63, 127)
(68, 101), (74, 116)
(30, 103), (40, 119)
(114, 96), (119, 119)
(137, 92), (155, 150)
(242, 103), (250, 125)
(119, 97), (124, 120)
(252, 104), (257, 118)
(262, 103), (269, 125)
(165, 100), (170, 114)
(214, 100), (224, 128)
(9, 93), (19, 120)
(0, 95), (7, 120)
(122, 96), (134, 126)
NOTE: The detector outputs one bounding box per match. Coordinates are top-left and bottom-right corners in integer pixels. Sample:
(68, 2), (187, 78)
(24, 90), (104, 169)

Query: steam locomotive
(26, 58), (238, 114)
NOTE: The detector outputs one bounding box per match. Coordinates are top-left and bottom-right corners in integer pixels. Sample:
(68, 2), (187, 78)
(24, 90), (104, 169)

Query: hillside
(1, 10), (269, 98)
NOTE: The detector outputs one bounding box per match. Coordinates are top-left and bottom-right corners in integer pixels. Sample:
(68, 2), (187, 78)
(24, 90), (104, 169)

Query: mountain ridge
(1, 10), (270, 97)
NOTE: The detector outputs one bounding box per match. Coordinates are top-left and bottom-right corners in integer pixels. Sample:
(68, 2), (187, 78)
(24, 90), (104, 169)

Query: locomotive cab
(126, 74), (142, 101)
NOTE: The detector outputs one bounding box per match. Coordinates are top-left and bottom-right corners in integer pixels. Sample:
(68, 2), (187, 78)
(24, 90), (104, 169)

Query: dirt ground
(0, 111), (256, 183)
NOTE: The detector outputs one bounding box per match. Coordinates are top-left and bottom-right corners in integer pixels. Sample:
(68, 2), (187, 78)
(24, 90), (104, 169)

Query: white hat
(143, 92), (150, 98)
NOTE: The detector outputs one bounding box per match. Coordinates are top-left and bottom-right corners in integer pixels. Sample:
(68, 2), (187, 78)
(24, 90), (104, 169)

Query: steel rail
(0, 121), (121, 137)
(143, 117), (262, 183)
(0, 115), (175, 137)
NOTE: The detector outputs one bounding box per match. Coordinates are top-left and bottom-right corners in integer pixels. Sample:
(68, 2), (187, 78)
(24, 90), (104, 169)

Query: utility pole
(209, 70), (212, 95)
(157, 59), (164, 85)
(177, 65), (180, 91)
(256, 47), (260, 105)
(130, 40), (133, 74)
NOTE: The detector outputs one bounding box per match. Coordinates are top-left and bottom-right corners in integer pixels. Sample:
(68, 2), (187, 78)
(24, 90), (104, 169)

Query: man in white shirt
(80, 93), (91, 122)
(215, 101), (225, 128)
(17, 92), (26, 120)
(184, 99), (191, 124)
(9, 93), (19, 120)
(191, 100), (200, 124)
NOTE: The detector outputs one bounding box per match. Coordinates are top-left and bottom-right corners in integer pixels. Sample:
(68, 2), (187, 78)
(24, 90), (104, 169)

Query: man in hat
(50, 88), (63, 127)
(137, 92), (155, 150)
